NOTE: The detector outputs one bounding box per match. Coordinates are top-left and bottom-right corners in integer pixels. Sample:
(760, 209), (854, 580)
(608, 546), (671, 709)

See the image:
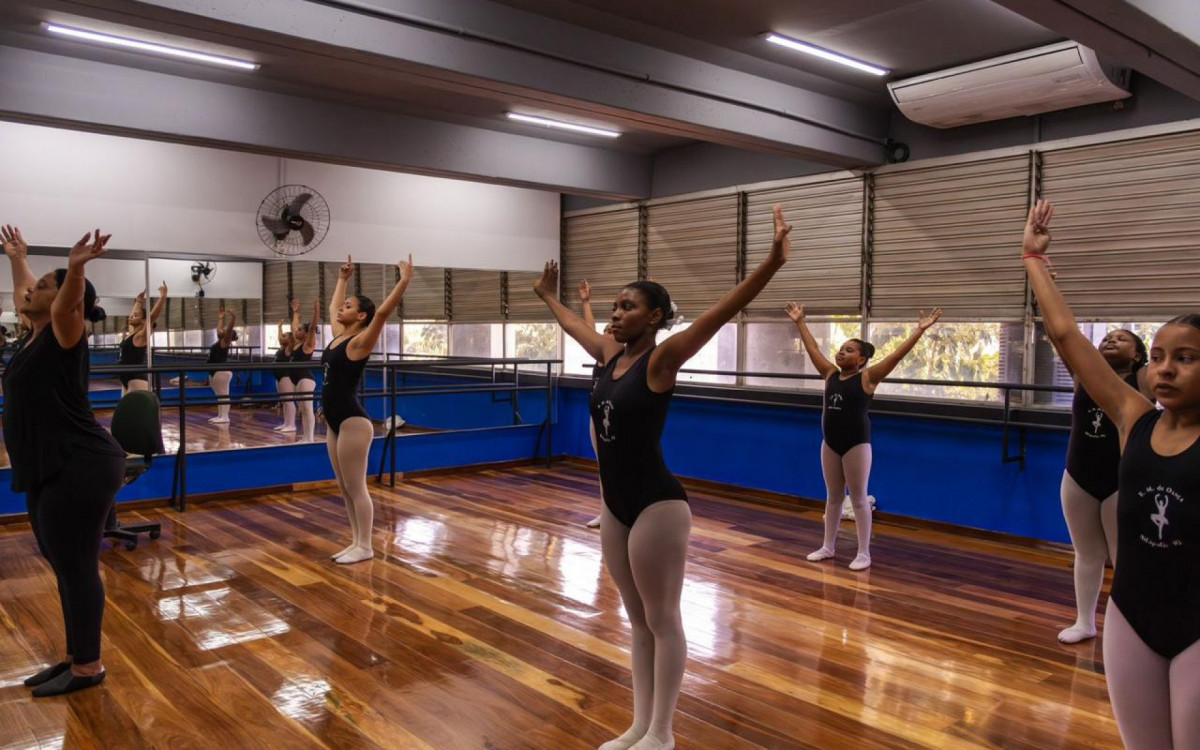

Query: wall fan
(191, 261), (216, 297)
(257, 184), (330, 256)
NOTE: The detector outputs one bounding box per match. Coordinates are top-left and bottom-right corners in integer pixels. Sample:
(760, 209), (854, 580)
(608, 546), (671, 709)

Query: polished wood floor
(0, 465), (1121, 749)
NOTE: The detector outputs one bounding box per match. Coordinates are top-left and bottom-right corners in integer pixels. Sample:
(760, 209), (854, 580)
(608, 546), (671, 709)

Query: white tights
(808, 442), (873, 569)
(277, 377), (296, 430)
(210, 371), (233, 420)
(296, 378), (316, 442)
(1058, 471), (1117, 643)
(599, 500), (691, 750)
(1103, 600), (1200, 749)
(326, 417), (375, 564)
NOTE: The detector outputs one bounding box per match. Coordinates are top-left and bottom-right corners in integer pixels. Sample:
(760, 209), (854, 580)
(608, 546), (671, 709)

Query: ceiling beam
(0, 44), (652, 198)
(62, 0), (888, 166)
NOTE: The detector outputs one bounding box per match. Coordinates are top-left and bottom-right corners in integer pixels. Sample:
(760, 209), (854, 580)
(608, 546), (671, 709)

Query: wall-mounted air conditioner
(888, 41), (1131, 129)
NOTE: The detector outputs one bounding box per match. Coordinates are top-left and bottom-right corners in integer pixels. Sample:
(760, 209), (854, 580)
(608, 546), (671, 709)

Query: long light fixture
(45, 23), (260, 71)
(506, 112), (620, 138)
(765, 32), (888, 76)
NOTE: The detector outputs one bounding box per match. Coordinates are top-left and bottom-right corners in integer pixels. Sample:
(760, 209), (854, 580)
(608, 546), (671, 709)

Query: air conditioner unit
(888, 41), (1131, 129)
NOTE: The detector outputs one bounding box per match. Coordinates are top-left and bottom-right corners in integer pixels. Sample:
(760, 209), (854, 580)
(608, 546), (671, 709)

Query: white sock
(598, 728), (646, 750)
(628, 736), (674, 750)
(1058, 623), (1097, 644)
(332, 543), (357, 560)
(806, 547), (835, 562)
(334, 546), (373, 565)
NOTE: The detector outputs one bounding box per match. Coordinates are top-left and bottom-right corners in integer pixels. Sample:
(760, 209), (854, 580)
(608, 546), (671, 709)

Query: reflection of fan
(191, 261), (216, 298)
(257, 184), (330, 256)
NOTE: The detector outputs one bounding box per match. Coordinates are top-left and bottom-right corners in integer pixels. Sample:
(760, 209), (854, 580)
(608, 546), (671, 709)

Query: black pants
(26, 449), (125, 664)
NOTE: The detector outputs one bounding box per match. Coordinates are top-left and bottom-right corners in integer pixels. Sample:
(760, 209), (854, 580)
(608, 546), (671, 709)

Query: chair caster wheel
(125, 541), (137, 551)
(149, 529), (161, 540)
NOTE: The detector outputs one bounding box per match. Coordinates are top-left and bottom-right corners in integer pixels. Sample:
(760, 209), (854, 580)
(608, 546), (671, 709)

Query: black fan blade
(297, 218), (315, 245)
(260, 215), (290, 239)
(286, 193), (313, 216)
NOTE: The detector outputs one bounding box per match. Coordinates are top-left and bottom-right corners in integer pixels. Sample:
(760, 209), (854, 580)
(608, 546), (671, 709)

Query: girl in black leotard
(536, 206), (793, 750)
(1024, 199), (1198, 750)
(1050, 327), (1154, 644)
(323, 254), (412, 565)
(118, 282), (166, 395)
(2, 224), (125, 697)
(208, 307), (237, 424)
(290, 297), (321, 442)
(272, 319), (296, 432)
(789, 302), (942, 571)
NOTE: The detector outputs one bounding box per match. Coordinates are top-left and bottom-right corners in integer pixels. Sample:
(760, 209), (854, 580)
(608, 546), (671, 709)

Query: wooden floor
(0, 465), (1121, 749)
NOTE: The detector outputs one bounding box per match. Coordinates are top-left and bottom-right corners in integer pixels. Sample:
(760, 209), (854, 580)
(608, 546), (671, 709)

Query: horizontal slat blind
(645, 195), (738, 318)
(164, 298), (185, 331)
(1040, 129), (1200, 318)
(291, 262), (322, 315)
(450, 269), (502, 322)
(561, 208), (639, 312)
(871, 155), (1029, 320)
(505, 271), (555, 321)
(744, 177), (865, 317)
(357, 263), (387, 305)
(202, 297), (224, 333)
(402, 266), (448, 320)
(239, 298), (261, 329)
(263, 261), (289, 323)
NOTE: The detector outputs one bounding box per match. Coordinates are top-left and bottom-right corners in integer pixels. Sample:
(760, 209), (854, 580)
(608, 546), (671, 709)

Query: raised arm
(579, 280), (596, 329)
(864, 308), (942, 388)
(1023, 200), (1151, 433)
(650, 205), (791, 382)
(2, 225), (36, 304)
(277, 319), (286, 347)
(348, 255), (410, 359)
(330, 255), (351, 337)
(218, 307), (237, 345)
(148, 282), (167, 329)
(786, 302), (837, 380)
(51, 229), (110, 348)
(290, 298), (302, 336)
(303, 298), (320, 354)
(535, 261), (622, 364)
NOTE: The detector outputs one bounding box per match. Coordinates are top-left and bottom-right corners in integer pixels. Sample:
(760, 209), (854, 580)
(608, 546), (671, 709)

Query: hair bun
(661, 301), (685, 331)
(88, 306), (107, 323)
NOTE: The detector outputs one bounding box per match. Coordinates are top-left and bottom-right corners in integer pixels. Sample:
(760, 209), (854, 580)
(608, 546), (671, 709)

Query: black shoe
(23, 662), (71, 688)
(31, 669), (106, 697)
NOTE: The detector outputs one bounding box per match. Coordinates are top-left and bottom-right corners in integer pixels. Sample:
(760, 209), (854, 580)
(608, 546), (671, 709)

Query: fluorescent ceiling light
(506, 112), (620, 138)
(44, 23), (259, 71)
(765, 33), (888, 76)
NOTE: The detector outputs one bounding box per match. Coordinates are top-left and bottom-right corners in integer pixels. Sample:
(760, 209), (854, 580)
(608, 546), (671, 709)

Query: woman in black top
(1024, 200), (1199, 750)
(208, 307), (237, 424)
(1, 225), (125, 697)
(291, 297), (321, 442)
(272, 318), (296, 432)
(1050, 327), (1153, 644)
(788, 302), (941, 571)
(323, 254), (412, 565)
(535, 206), (792, 750)
(118, 282), (166, 395)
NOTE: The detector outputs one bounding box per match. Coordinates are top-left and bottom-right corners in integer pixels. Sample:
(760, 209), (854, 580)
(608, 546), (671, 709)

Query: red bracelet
(1022, 253), (1055, 267)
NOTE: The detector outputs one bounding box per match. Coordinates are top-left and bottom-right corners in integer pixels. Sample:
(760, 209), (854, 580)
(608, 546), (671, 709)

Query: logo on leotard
(1084, 407), (1108, 439)
(597, 400), (616, 443)
(828, 393), (844, 410)
(1136, 485), (1185, 549)
(323, 362), (331, 385)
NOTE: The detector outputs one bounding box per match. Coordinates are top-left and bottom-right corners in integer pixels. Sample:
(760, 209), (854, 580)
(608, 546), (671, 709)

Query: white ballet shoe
(585, 516), (602, 529)
(209, 416), (230, 424)
(334, 546), (374, 565)
(806, 547), (835, 562)
(848, 553), (872, 571)
(628, 735), (674, 750)
(331, 544), (357, 561)
(278, 425), (296, 433)
(1057, 624), (1097, 644)
(598, 728), (646, 750)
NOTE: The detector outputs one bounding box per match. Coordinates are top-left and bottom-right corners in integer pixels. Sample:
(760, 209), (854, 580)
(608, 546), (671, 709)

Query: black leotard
(118, 333), (147, 387)
(208, 340), (229, 365)
(1066, 371), (1140, 500)
(291, 347), (315, 382)
(2, 329), (124, 492)
(590, 346), (687, 527)
(273, 347), (292, 382)
(1111, 409), (1200, 659)
(320, 336), (368, 434)
(822, 371), (872, 456)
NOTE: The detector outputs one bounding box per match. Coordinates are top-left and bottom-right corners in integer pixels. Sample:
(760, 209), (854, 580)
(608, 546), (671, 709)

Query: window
(153, 331), (169, 349)
(451, 324), (503, 358)
(563, 323), (606, 376)
(865, 321), (1024, 401)
(384, 324), (400, 360)
(403, 323), (448, 357)
(506, 323), (558, 371)
(1033, 321), (1162, 406)
(656, 322), (738, 385)
(744, 319), (860, 391)
(184, 330), (202, 349)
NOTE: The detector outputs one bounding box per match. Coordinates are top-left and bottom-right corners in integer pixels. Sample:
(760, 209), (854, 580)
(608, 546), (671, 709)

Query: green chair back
(111, 390), (164, 459)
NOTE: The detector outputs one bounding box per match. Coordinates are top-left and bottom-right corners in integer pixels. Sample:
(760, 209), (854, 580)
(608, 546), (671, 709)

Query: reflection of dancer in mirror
(580, 278), (614, 529)
(119, 282), (166, 395)
(1024, 199), (1199, 750)
(535, 206), (793, 750)
(273, 316), (296, 432)
(3, 228), (126, 697)
(291, 298), (320, 442)
(789, 301), (942, 570)
(208, 306), (237, 424)
(324, 254), (412, 564)
(1047, 325), (1151, 644)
